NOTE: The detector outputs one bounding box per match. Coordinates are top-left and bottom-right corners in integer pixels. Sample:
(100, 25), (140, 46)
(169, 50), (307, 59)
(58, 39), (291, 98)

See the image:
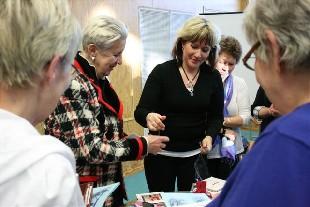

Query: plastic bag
(194, 154), (210, 181)
(221, 136), (236, 160)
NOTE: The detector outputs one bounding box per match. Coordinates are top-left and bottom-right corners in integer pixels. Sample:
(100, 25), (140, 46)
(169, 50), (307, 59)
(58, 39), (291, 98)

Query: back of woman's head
(219, 36), (242, 64)
(0, 0), (81, 88)
(172, 16), (221, 68)
(244, 0), (310, 73)
(82, 15), (128, 53)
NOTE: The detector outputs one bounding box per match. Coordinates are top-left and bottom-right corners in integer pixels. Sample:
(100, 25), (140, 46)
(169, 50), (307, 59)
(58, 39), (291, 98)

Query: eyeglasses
(242, 41), (260, 71)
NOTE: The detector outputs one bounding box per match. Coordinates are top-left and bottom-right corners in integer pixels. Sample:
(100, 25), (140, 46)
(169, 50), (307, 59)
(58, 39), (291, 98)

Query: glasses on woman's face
(242, 41), (260, 71)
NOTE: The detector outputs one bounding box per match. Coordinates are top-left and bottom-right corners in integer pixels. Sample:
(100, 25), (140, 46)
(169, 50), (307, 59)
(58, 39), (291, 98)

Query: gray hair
(0, 0), (81, 87)
(244, 0), (310, 73)
(172, 16), (221, 68)
(82, 15), (128, 52)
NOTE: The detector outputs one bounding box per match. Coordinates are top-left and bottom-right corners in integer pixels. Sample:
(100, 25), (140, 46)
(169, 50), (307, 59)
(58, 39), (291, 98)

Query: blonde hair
(171, 16), (221, 68)
(0, 0), (81, 87)
(82, 15), (128, 52)
(244, 0), (310, 73)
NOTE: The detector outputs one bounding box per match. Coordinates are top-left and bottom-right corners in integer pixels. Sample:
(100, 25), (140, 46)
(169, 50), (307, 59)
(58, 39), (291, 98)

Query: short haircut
(219, 35), (242, 64)
(244, 0), (310, 73)
(82, 15), (128, 52)
(171, 16), (221, 68)
(0, 0), (81, 87)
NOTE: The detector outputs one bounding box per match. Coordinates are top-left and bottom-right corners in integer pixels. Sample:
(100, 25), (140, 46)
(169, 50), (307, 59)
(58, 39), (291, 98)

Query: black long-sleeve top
(134, 59), (224, 152)
(251, 86), (276, 132)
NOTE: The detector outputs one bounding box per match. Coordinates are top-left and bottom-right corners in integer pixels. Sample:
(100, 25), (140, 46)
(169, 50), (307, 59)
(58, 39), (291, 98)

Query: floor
(124, 171), (148, 203)
(125, 171), (148, 200)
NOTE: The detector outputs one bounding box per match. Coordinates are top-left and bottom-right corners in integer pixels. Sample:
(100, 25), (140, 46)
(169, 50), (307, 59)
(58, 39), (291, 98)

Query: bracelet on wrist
(141, 136), (149, 155)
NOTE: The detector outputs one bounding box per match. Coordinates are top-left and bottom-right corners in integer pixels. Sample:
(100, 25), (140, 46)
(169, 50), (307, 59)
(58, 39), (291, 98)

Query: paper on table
(161, 192), (211, 207)
(91, 182), (120, 207)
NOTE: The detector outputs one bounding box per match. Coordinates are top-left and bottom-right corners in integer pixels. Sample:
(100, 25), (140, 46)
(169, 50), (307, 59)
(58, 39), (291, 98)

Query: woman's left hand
(200, 136), (212, 154)
(224, 129), (236, 142)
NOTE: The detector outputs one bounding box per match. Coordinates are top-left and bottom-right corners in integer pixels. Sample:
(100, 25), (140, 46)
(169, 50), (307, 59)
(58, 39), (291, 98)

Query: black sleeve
(134, 65), (162, 127)
(251, 86), (268, 116)
(205, 71), (224, 140)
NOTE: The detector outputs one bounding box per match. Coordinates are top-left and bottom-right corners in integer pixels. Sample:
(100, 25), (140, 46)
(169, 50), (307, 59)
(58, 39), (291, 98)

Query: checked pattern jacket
(44, 53), (147, 206)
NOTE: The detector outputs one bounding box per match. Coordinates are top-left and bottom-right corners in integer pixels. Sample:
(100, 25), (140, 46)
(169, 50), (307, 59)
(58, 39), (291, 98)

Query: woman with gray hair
(0, 0), (83, 206)
(208, 0), (310, 206)
(44, 15), (169, 207)
(135, 16), (224, 192)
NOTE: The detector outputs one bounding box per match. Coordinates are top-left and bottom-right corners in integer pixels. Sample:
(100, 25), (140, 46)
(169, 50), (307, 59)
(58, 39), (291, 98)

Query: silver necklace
(181, 65), (200, 96)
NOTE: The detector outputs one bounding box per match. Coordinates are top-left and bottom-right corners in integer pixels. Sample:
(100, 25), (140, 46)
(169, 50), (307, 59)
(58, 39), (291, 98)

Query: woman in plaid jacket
(44, 15), (169, 207)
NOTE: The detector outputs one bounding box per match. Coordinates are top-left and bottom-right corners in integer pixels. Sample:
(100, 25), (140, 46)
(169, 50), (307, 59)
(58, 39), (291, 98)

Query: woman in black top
(134, 16), (224, 192)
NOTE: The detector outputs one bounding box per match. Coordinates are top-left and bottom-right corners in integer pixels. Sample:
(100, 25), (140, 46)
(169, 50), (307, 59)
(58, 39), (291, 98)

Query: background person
(0, 0), (83, 206)
(208, 0), (310, 206)
(44, 15), (169, 207)
(248, 86), (281, 151)
(207, 35), (251, 180)
(134, 16), (224, 192)
(251, 86), (280, 133)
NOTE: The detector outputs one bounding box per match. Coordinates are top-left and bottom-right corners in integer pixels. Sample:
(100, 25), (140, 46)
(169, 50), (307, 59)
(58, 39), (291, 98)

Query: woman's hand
(144, 135), (169, 154)
(146, 112), (166, 131)
(200, 136), (212, 154)
(224, 129), (236, 142)
(269, 104), (281, 117)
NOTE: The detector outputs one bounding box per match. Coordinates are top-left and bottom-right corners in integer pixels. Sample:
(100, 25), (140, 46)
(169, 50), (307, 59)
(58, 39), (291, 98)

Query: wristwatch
(253, 106), (263, 119)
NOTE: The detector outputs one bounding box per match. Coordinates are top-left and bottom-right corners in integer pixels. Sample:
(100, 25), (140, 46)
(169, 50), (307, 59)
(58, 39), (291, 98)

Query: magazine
(136, 192), (211, 207)
(91, 182), (120, 207)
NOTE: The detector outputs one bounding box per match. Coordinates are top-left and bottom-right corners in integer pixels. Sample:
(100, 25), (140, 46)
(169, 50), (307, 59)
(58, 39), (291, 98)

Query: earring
(91, 56), (95, 61)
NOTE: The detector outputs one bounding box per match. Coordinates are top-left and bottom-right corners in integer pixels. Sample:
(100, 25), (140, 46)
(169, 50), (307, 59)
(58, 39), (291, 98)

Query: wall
(68, 0), (248, 176)
(202, 13), (259, 102)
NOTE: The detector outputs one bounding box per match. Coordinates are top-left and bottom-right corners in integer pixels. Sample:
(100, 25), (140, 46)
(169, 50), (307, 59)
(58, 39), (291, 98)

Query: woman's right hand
(200, 136), (212, 154)
(146, 112), (166, 131)
(145, 135), (169, 154)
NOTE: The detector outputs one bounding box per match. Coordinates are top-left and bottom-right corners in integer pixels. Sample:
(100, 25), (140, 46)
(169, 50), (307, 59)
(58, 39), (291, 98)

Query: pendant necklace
(181, 65), (200, 96)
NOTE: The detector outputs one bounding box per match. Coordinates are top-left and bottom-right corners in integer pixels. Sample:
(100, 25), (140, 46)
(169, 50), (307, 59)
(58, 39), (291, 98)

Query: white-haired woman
(208, 0), (310, 206)
(44, 15), (169, 207)
(0, 0), (83, 206)
(134, 16), (224, 192)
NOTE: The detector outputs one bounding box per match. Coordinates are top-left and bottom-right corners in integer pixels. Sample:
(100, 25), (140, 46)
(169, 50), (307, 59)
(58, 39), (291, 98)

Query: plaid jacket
(44, 53), (147, 207)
